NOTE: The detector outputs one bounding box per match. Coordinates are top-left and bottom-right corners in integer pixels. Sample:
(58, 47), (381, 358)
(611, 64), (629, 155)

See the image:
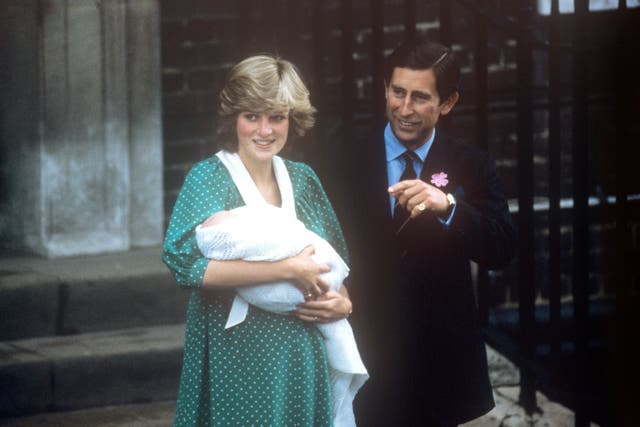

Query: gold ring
(305, 292), (313, 299)
(417, 202), (426, 212)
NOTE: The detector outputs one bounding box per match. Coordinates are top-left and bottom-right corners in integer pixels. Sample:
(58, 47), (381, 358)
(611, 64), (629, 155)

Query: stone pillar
(127, 1), (163, 247)
(0, 0), (163, 257)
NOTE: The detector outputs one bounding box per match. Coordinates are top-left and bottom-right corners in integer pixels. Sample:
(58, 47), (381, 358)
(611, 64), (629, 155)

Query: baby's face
(201, 210), (239, 228)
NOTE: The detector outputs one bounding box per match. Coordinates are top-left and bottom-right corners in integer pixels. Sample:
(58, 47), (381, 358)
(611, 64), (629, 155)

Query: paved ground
(0, 247), (593, 427)
(2, 346), (596, 427)
(0, 401), (175, 427)
(0, 248), (604, 426)
(0, 392), (590, 427)
(464, 387), (593, 427)
(462, 346), (598, 427)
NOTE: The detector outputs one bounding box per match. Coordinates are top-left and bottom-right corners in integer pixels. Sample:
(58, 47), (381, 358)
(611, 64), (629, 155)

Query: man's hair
(217, 55), (316, 151)
(384, 39), (460, 103)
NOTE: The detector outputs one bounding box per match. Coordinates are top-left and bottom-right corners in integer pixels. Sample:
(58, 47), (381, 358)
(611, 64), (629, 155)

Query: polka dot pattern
(162, 156), (349, 427)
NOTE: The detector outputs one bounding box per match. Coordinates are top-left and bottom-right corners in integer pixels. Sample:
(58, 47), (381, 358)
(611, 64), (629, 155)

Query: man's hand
(388, 179), (449, 218)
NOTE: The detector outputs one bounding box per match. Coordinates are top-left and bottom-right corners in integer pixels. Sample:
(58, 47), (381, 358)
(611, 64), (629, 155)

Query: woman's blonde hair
(217, 55), (316, 151)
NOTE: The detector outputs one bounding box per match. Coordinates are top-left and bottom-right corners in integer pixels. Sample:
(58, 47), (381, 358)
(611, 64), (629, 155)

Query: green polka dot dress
(162, 156), (349, 427)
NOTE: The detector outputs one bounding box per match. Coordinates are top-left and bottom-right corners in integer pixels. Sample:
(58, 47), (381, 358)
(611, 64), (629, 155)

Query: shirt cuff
(437, 204), (456, 227)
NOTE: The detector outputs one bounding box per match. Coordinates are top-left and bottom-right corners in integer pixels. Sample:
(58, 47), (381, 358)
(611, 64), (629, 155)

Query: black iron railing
(332, 1), (638, 426)
(160, 1), (639, 425)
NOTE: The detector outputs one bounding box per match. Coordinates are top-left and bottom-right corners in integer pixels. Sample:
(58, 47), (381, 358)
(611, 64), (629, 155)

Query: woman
(162, 55), (353, 426)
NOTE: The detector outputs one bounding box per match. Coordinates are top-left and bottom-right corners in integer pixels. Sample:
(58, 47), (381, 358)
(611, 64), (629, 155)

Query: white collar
(216, 150), (296, 219)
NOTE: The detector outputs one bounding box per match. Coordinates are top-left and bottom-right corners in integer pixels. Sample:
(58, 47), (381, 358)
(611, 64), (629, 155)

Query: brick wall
(160, 0), (529, 220)
(160, 1), (638, 304)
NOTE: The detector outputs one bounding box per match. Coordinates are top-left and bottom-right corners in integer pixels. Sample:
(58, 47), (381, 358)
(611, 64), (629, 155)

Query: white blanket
(196, 205), (350, 319)
(197, 151), (368, 427)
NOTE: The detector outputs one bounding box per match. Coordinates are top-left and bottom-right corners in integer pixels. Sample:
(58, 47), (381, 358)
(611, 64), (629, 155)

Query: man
(344, 39), (516, 426)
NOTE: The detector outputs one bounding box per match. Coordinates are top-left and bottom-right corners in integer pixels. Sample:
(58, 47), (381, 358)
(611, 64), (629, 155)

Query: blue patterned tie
(393, 150), (418, 233)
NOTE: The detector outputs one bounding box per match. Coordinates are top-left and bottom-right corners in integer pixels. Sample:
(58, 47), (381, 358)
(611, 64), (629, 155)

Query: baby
(196, 205), (349, 316)
(195, 204), (367, 427)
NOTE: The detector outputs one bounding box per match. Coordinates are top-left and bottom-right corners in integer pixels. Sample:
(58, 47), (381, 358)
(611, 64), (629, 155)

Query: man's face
(385, 67), (458, 150)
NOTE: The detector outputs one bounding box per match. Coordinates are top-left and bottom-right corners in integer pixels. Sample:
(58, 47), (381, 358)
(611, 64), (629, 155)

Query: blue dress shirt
(384, 123), (455, 224)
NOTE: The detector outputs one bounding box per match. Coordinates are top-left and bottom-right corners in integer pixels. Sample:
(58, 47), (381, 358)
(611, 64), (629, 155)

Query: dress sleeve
(162, 160), (239, 287)
(292, 162), (350, 267)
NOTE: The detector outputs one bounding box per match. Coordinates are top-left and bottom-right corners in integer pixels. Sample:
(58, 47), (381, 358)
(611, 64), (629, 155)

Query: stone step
(0, 346), (589, 427)
(0, 401), (175, 427)
(0, 324), (184, 416)
(0, 341), (589, 427)
(0, 247), (188, 341)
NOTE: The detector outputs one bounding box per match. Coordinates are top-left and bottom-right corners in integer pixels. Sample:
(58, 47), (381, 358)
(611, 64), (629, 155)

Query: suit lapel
(360, 131), (455, 248)
(361, 131), (393, 225)
(393, 132), (453, 244)
(421, 132), (457, 196)
(420, 132), (447, 183)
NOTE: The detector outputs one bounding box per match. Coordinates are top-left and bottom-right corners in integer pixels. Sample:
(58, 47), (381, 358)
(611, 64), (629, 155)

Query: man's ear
(440, 91), (460, 116)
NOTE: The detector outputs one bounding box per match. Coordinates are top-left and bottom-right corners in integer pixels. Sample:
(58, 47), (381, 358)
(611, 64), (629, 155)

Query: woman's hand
(293, 287), (353, 323)
(286, 245), (331, 298)
(202, 245), (330, 293)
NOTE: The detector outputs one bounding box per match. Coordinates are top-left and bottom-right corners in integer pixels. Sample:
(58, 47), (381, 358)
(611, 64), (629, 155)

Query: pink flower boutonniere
(430, 172), (449, 188)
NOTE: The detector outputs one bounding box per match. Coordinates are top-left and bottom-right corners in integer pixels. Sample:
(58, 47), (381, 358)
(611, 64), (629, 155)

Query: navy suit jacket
(340, 128), (516, 426)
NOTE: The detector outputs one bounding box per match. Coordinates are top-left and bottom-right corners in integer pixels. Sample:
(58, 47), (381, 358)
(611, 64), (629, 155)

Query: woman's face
(236, 111), (289, 165)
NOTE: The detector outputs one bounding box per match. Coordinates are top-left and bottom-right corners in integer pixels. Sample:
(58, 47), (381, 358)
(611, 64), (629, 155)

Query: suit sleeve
(446, 150), (516, 269)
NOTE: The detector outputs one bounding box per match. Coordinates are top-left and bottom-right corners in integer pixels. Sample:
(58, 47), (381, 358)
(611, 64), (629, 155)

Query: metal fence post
(547, 0), (563, 366)
(340, 0), (354, 149)
(371, 0), (385, 128)
(404, 0), (416, 42)
(571, 0), (591, 425)
(516, 0), (537, 415)
(474, 0), (490, 327)
(439, 0), (452, 47)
